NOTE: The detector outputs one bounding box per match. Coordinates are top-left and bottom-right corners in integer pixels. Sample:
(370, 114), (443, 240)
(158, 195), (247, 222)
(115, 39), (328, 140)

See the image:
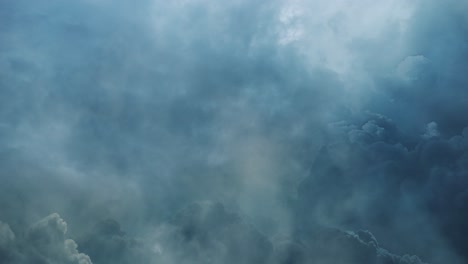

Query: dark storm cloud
(73, 201), (430, 264)
(0, 0), (339, 231)
(297, 114), (468, 263)
(1, 0), (468, 263)
(155, 201), (430, 264)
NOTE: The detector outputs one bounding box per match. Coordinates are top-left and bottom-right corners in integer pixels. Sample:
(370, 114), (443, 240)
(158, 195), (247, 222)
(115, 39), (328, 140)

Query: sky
(1, 0), (468, 263)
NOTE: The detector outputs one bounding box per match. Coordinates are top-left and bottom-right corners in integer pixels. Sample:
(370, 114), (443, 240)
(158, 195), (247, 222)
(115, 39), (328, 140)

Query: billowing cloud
(0, 214), (91, 264)
(297, 114), (468, 263)
(74, 201), (432, 264)
(1, 0), (468, 263)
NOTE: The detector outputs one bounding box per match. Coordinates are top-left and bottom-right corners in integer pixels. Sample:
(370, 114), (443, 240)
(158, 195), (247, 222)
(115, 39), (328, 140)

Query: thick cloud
(0, 213), (91, 264)
(297, 114), (468, 263)
(77, 218), (157, 264)
(153, 201), (273, 264)
(1, 0), (468, 263)
(74, 202), (273, 264)
(74, 201), (430, 264)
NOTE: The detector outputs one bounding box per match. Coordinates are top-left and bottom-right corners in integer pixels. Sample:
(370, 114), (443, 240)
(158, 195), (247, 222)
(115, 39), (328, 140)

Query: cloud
(0, 222), (15, 247)
(153, 201), (273, 264)
(77, 218), (157, 264)
(396, 55), (432, 83)
(1, 0), (468, 263)
(422, 122), (440, 139)
(273, 227), (427, 264)
(75, 201), (429, 264)
(0, 221), (16, 262)
(298, 113), (468, 263)
(0, 213), (91, 264)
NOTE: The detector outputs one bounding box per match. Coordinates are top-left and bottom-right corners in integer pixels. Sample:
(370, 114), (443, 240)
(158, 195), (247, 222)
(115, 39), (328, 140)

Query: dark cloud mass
(1, 0), (468, 263)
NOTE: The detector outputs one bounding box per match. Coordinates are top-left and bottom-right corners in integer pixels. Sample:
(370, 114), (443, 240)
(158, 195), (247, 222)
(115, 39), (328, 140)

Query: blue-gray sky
(1, 0), (468, 263)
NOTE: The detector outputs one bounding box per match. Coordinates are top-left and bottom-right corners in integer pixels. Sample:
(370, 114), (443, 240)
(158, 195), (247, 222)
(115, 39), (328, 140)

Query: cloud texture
(0, 214), (91, 264)
(1, 0), (468, 263)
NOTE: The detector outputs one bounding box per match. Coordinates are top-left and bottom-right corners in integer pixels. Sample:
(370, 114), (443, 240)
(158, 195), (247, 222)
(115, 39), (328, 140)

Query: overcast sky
(1, 0), (468, 263)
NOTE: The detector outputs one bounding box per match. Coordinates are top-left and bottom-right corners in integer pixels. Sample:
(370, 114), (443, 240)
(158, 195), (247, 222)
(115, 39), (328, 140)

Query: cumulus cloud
(298, 114), (468, 263)
(422, 122), (440, 139)
(0, 213), (91, 264)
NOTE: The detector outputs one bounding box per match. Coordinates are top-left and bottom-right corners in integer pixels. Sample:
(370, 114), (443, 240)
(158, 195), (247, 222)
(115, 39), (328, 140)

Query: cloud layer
(1, 0), (468, 263)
